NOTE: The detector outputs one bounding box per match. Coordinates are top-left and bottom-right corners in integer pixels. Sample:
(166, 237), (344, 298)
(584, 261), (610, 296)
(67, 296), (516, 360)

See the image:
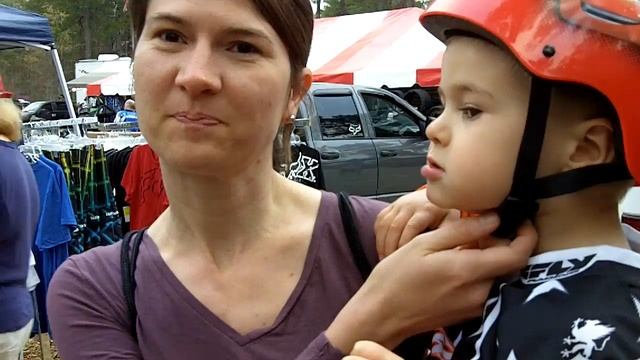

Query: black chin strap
(492, 78), (551, 239)
(492, 78), (632, 239)
(534, 163), (632, 199)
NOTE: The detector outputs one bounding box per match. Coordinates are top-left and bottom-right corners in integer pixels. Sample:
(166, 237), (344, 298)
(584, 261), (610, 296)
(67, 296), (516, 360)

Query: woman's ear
(287, 68), (312, 119)
(565, 118), (615, 170)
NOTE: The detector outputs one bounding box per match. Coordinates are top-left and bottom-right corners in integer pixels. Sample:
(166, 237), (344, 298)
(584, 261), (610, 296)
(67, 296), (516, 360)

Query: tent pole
(50, 45), (81, 136)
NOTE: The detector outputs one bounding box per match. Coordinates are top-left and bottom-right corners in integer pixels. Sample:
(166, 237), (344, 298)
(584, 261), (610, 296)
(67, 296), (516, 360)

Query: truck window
(292, 107), (307, 144)
(361, 93), (421, 138)
(314, 95), (364, 139)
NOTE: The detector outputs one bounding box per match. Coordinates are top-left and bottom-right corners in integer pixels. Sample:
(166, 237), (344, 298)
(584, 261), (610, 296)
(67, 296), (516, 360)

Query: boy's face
(424, 37), (532, 211)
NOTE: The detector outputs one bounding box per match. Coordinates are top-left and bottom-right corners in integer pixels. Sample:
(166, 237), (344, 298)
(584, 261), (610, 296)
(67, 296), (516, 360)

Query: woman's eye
(460, 107), (482, 120)
(159, 30), (184, 43)
(230, 42), (260, 55)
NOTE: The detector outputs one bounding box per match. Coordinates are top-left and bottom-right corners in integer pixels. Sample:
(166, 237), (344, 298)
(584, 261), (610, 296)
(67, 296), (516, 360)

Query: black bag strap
(338, 192), (373, 280)
(120, 228), (146, 341)
(337, 192), (431, 359)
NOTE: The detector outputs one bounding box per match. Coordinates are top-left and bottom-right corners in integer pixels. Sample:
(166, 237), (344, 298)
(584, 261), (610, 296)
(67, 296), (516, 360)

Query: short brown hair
(0, 100), (22, 142)
(129, 0), (313, 172)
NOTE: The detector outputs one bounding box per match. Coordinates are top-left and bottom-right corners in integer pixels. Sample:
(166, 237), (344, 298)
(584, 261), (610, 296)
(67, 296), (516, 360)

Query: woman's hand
(375, 188), (459, 259)
(326, 214), (537, 353)
(343, 341), (403, 360)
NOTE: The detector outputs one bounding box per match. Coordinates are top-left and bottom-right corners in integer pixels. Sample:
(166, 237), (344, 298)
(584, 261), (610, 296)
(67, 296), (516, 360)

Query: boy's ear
(565, 118), (615, 171)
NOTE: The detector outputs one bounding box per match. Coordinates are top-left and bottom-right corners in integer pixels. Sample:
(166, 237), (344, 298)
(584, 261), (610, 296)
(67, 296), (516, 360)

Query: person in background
(114, 99), (139, 131)
(0, 99), (40, 360)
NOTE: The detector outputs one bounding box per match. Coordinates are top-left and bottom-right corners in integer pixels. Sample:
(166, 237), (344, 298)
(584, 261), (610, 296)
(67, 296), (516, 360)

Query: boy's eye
(461, 107), (482, 120)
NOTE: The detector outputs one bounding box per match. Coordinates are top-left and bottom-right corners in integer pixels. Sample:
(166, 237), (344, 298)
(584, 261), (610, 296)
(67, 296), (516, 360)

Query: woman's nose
(175, 43), (223, 97)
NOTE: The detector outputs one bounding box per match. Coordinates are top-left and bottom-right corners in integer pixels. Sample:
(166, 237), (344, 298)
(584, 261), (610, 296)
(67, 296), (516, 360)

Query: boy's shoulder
(449, 246), (640, 359)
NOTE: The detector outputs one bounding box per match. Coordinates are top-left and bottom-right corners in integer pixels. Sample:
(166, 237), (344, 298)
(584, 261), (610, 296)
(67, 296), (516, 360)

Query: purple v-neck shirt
(48, 192), (386, 360)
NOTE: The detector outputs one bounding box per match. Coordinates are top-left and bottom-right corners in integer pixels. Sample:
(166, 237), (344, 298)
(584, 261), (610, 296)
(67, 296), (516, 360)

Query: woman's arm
(47, 257), (142, 360)
(296, 214), (537, 359)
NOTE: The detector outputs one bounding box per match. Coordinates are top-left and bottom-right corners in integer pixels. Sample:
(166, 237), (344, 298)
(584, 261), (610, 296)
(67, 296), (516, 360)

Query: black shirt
(450, 246), (640, 360)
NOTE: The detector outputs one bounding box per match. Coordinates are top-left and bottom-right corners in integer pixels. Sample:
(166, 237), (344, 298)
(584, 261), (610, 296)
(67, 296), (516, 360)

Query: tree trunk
(82, 5), (93, 58)
(316, 0), (322, 17)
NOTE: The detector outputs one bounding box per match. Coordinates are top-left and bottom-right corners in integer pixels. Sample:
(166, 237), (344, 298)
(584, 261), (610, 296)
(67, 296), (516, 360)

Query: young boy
(346, 0), (640, 359)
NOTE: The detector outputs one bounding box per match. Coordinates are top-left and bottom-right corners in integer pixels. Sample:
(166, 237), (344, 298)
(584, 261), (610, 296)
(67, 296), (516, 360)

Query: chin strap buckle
(492, 197), (539, 240)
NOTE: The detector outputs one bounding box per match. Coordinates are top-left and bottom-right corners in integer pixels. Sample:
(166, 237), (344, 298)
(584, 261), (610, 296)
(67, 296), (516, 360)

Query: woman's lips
(421, 157), (445, 181)
(172, 112), (222, 127)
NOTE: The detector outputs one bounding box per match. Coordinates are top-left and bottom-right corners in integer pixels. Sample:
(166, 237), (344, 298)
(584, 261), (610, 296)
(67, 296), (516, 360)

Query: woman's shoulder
(319, 191), (387, 224)
(317, 191), (387, 266)
(50, 242), (125, 301)
(48, 242), (130, 331)
(64, 241), (124, 275)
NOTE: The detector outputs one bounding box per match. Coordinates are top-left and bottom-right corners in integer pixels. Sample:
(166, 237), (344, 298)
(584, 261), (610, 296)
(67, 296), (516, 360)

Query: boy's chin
(425, 187), (459, 210)
(427, 186), (502, 213)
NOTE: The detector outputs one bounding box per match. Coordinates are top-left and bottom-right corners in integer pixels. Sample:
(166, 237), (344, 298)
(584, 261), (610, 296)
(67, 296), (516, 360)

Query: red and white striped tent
(309, 7), (445, 88)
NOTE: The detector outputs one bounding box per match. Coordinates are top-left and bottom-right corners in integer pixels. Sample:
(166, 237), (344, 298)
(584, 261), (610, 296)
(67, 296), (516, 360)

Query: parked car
(289, 83), (430, 202)
(21, 100), (70, 122)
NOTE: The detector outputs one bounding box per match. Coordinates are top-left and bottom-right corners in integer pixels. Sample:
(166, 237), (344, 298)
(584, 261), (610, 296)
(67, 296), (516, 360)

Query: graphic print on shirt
(140, 167), (165, 204)
(560, 318), (615, 359)
(288, 152), (319, 183)
(522, 255), (596, 284)
(524, 280), (568, 304)
(633, 296), (640, 343)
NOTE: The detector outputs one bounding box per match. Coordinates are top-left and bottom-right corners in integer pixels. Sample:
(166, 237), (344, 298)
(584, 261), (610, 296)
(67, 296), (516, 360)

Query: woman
(0, 99), (39, 359)
(47, 1), (536, 359)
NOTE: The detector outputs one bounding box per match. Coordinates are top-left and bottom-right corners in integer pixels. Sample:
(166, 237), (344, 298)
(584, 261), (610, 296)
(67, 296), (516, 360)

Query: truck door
(311, 91), (377, 196)
(359, 91), (428, 197)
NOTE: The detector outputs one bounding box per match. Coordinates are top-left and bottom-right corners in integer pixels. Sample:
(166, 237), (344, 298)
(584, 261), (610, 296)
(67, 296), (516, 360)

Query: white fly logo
(561, 318), (615, 359)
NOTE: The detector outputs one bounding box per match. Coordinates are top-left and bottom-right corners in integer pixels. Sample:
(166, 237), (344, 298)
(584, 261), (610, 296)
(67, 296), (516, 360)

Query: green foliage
(320, 0), (427, 18)
(1, 0), (131, 100)
(1, 0), (427, 99)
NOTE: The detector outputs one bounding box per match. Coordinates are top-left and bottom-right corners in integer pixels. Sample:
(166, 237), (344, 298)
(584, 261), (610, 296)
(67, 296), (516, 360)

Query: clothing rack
(22, 117), (98, 129)
(96, 121), (139, 131)
(22, 117), (99, 138)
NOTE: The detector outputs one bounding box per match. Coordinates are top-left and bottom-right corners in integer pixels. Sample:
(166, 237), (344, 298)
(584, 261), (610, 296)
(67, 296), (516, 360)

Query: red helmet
(421, 0), (640, 184)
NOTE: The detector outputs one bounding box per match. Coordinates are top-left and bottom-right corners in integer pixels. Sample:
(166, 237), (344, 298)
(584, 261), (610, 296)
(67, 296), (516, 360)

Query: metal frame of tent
(0, 4), (81, 136)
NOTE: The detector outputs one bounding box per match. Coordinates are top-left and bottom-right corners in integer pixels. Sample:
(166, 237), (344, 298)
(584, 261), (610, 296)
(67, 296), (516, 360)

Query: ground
(23, 337), (60, 360)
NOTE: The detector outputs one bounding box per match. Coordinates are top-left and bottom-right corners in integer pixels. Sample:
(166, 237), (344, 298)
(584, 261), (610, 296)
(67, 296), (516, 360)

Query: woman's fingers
(376, 189), (452, 259)
(397, 210), (434, 250)
(465, 220), (538, 280)
(382, 210), (412, 258)
(375, 206), (394, 259)
(409, 213), (500, 253)
(349, 341), (404, 360)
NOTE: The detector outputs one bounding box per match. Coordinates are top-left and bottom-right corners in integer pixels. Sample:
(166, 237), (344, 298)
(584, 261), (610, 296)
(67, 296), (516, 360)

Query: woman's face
(134, 0), (305, 176)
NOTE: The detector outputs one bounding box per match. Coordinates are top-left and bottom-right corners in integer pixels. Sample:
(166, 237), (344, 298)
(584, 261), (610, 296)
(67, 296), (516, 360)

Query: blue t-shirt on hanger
(32, 158), (77, 250)
(31, 157), (77, 335)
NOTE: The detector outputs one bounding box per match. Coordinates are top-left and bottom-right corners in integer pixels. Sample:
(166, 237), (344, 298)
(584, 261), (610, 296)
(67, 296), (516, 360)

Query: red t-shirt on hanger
(121, 144), (169, 230)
